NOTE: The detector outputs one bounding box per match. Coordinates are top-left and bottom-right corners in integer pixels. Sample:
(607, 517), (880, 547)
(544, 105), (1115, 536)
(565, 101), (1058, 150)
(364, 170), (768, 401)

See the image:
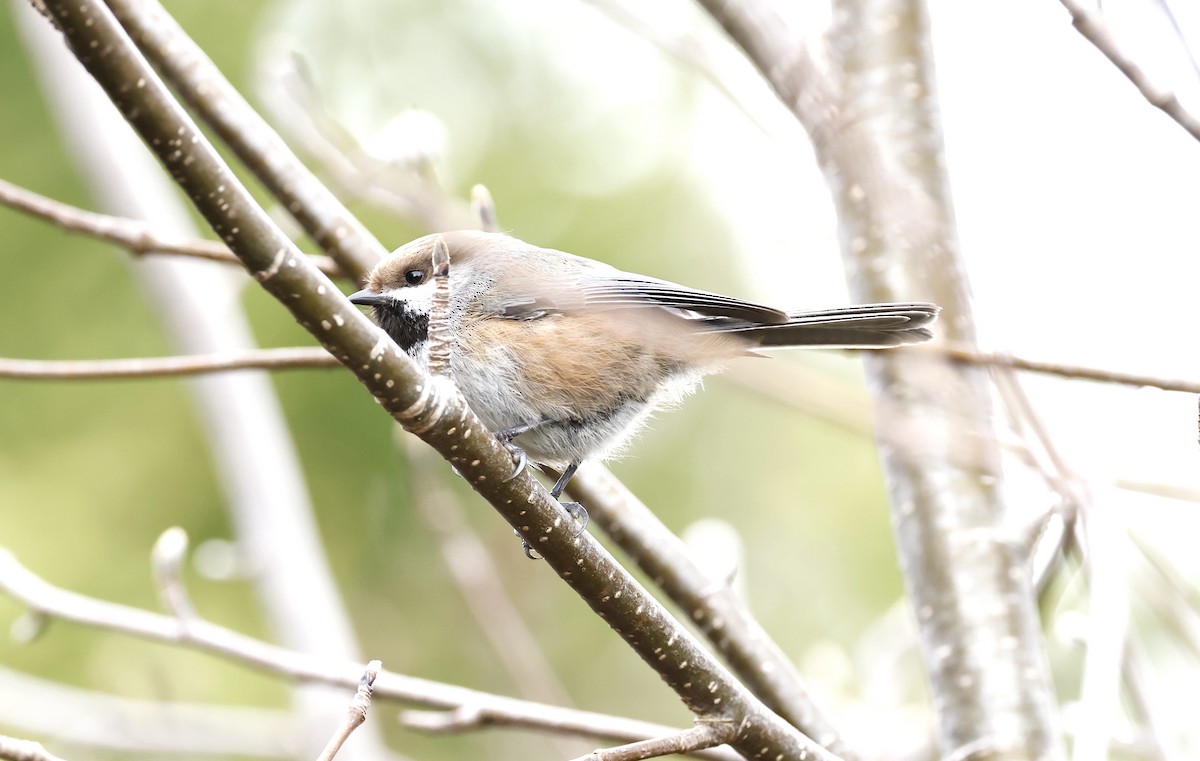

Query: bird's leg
(551, 461), (588, 535)
(549, 460), (580, 499)
(495, 423), (537, 481)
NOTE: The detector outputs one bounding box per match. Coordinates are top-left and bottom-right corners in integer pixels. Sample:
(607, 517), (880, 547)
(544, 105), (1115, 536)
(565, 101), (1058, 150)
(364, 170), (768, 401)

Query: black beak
(348, 288), (386, 307)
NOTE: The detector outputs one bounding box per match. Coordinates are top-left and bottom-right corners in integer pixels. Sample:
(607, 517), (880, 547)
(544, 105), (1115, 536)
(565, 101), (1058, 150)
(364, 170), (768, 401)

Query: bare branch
(103, 0), (388, 280)
(1057, 0), (1200, 143)
(400, 707), (741, 761)
(0, 178), (342, 277)
(0, 347), (338, 380)
(0, 547), (731, 758)
(935, 342), (1200, 394)
(0, 736), (68, 761)
(568, 723), (736, 761)
(8, 336), (1196, 399)
(316, 661), (381, 761)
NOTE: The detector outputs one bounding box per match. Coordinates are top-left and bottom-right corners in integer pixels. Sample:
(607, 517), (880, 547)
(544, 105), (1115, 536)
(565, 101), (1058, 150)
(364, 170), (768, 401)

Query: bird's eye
(404, 269), (426, 286)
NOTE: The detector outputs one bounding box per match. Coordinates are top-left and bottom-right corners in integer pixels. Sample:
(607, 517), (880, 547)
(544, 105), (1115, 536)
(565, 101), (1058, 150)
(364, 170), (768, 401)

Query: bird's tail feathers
(700, 302), (939, 349)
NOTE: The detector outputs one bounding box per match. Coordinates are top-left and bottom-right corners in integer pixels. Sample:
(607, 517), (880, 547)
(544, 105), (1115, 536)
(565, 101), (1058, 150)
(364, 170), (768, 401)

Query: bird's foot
(516, 501), (590, 560)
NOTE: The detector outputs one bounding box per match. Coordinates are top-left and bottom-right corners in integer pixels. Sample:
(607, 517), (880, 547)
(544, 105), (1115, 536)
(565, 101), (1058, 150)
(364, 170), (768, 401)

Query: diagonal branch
(102, 0), (387, 280)
(1057, 0), (1200, 143)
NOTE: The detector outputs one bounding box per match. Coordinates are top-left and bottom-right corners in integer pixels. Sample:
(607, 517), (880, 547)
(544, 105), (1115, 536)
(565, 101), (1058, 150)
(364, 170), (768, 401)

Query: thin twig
(0, 348), (338, 380)
(0, 736), (68, 761)
(5, 336), (1197, 397)
(316, 661), (381, 761)
(933, 342), (1200, 394)
(0, 547), (733, 759)
(1057, 0), (1200, 143)
(0, 178), (341, 278)
(568, 723), (736, 761)
(989, 368), (1083, 594)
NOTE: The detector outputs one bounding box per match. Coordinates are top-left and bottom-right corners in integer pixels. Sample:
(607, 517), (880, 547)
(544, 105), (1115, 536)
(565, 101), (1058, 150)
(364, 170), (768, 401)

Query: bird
(349, 230), (938, 514)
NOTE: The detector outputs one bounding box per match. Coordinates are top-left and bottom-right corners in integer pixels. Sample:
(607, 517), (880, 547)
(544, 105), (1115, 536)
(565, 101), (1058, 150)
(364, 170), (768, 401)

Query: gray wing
(495, 273), (788, 324)
(576, 276), (789, 324)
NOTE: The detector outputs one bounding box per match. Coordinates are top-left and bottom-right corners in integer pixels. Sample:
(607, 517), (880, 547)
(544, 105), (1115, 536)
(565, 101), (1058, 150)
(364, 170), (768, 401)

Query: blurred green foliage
(0, 1), (904, 757)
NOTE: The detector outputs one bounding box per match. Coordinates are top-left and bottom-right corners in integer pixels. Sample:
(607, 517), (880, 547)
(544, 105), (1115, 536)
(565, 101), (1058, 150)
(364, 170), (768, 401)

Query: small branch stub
(315, 659), (382, 761)
(471, 183), (498, 232)
(151, 527), (196, 622)
(426, 235), (453, 378)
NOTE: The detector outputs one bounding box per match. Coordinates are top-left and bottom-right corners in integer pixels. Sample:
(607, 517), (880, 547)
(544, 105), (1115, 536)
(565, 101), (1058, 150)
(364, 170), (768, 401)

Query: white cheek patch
(384, 281), (434, 311)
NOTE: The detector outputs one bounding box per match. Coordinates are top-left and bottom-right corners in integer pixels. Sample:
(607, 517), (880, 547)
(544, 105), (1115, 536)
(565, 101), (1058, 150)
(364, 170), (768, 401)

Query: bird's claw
(561, 501), (589, 536)
(521, 539), (540, 560)
(501, 441), (527, 482)
(494, 426), (530, 482)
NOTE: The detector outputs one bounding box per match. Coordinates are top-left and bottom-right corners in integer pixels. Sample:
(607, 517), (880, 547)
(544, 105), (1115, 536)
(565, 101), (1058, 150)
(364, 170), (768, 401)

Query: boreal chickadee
(350, 231), (938, 501)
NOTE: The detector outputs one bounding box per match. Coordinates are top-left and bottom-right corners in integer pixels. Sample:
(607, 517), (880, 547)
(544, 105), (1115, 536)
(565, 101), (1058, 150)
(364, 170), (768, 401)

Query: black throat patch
(374, 302), (429, 355)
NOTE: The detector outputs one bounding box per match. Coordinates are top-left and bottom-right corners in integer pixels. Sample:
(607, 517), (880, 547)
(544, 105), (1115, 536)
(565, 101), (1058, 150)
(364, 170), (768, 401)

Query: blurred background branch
(12, 3), (391, 758)
(693, 0), (1062, 758)
(0, 544), (740, 760)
